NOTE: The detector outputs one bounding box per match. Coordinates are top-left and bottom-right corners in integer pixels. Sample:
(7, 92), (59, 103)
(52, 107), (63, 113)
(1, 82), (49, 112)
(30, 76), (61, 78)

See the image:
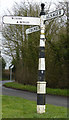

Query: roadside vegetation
(3, 82), (68, 96)
(2, 95), (67, 118)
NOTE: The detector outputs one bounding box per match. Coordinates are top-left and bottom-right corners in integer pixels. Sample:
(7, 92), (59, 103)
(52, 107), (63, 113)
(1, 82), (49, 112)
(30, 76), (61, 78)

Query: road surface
(0, 80), (68, 107)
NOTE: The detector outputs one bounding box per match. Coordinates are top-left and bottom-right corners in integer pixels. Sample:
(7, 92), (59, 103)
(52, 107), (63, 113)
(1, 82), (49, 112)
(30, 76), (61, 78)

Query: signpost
(37, 3), (46, 114)
(2, 3), (64, 114)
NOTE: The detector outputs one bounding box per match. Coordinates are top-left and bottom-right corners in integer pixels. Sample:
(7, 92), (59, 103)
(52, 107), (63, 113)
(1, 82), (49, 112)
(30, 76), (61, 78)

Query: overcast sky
(1, 0), (65, 16)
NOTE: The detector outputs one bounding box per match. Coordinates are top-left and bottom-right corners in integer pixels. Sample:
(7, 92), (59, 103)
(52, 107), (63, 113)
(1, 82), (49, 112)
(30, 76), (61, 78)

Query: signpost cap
(40, 3), (45, 16)
(41, 3), (45, 10)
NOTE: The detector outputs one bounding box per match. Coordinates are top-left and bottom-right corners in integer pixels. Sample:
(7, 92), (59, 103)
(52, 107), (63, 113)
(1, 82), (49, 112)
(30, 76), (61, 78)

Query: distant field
(2, 95), (67, 118)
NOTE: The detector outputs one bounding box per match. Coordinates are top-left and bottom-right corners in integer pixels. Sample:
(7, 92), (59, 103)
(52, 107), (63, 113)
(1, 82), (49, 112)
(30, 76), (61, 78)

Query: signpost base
(37, 105), (45, 114)
(37, 81), (46, 114)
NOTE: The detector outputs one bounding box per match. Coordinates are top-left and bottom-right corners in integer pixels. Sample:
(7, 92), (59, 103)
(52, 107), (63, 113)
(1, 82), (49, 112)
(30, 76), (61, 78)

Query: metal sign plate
(26, 26), (40, 34)
(2, 16), (40, 25)
(44, 9), (64, 21)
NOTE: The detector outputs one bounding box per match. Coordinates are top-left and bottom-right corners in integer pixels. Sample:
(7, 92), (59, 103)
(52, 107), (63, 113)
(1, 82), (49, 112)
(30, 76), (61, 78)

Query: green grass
(0, 95), (2, 120)
(4, 82), (36, 92)
(2, 95), (67, 118)
(4, 82), (68, 96)
(47, 88), (68, 96)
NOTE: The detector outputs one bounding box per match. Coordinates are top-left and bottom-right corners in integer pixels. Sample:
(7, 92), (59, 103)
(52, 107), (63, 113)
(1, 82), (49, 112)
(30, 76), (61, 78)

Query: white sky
(0, 0), (66, 16)
(0, 0), (66, 23)
(0, 0), (67, 69)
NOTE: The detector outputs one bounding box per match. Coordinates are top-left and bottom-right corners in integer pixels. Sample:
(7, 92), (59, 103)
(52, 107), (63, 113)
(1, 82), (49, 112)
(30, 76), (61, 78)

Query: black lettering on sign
(12, 17), (22, 20)
(16, 21), (30, 24)
(50, 14), (52, 17)
(59, 10), (61, 15)
(53, 13), (55, 16)
(20, 21), (22, 23)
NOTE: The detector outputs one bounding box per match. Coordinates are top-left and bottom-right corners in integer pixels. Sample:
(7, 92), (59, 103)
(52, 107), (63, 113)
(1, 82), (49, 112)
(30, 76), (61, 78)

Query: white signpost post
(2, 3), (64, 114)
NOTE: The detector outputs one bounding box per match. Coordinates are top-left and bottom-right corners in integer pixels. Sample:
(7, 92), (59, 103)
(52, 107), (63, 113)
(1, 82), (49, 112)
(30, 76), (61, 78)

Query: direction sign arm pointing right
(44, 9), (65, 21)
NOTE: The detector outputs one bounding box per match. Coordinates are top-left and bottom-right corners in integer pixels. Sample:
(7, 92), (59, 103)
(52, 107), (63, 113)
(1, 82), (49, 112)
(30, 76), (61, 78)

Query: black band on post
(38, 70), (45, 81)
(37, 94), (45, 105)
(39, 47), (45, 58)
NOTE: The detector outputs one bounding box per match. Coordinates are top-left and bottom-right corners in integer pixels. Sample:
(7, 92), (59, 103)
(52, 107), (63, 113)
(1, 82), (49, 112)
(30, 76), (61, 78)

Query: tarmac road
(1, 80), (68, 108)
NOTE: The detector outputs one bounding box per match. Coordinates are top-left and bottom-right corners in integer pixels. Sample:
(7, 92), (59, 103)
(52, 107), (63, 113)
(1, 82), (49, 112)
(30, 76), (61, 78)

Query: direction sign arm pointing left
(2, 15), (40, 26)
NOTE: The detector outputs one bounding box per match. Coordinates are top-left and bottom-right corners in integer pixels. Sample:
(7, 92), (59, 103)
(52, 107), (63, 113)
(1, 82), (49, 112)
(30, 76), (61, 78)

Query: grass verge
(3, 82), (68, 96)
(4, 82), (36, 92)
(2, 95), (67, 118)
